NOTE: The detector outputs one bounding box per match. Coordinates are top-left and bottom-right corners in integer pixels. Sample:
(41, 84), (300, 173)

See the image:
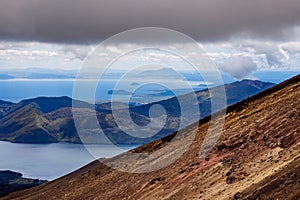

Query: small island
(107, 89), (132, 95)
(130, 82), (140, 86)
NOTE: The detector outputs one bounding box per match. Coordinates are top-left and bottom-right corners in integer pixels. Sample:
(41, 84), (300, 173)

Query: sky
(0, 0), (300, 80)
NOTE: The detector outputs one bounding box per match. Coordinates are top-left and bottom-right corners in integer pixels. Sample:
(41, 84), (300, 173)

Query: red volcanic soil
(2, 74), (300, 200)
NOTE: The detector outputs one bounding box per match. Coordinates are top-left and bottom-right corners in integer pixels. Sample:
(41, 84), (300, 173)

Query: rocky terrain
(2, 75), (299, 199)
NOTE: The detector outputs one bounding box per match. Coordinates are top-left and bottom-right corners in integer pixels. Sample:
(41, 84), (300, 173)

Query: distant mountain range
(0, 73), (75, 80)
(0, 80), (274, 144)
(136, 67), (185, 80)
(0, 68), (77, 80)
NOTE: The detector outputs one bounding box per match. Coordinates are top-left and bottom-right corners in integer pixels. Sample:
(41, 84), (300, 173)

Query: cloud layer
(1, 0), (300, 43)
(221, 56), (257, 79)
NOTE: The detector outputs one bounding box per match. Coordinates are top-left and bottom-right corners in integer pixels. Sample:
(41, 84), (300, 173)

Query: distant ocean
(0, 79), (113, 103)
(0, 71), (298, 103)
(0, 79), (207, 103)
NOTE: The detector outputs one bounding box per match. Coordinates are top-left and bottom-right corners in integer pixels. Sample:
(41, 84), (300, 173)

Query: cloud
(0, 0), (300, 43)
(280, 42), (300, 56)
(0, 41), (34, 50)
(62, 45), (95, 60)
(0, 49), (58, 59)
(206, 37), (300, 71)
(221, 56), (257, 79)
(236, 41), (290, 68)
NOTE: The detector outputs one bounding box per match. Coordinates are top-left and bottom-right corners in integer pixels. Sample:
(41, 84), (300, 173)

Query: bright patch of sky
(0, 38), (299, 80)
(0, 42), (88, 71)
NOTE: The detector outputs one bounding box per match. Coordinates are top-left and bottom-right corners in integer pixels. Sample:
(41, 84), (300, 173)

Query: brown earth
(2, 74), (300, 200)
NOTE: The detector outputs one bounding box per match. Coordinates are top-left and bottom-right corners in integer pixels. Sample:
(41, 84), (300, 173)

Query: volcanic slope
(2, 74), (300, 200)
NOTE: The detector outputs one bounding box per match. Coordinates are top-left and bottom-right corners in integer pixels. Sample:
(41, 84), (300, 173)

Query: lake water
(0, 79), (115, 103)
(0, 79), (207, 103)
(0, 141), (134, 180)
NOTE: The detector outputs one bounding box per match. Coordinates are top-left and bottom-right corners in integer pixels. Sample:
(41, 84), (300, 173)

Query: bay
(0, 141), (134, 180)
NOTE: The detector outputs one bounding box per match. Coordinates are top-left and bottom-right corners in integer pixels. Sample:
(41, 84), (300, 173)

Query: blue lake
(0, 141), (134, 180)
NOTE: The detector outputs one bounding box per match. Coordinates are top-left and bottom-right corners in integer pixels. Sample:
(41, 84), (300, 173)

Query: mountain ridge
(0, 80), (274, 144)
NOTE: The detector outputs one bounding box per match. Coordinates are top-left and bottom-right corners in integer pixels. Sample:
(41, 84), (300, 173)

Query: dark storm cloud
(0, 0), (300, 43)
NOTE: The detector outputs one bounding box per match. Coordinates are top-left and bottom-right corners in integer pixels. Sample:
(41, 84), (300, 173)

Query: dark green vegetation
(0, 171), (46, 198)
(0, 80), (273, 144)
